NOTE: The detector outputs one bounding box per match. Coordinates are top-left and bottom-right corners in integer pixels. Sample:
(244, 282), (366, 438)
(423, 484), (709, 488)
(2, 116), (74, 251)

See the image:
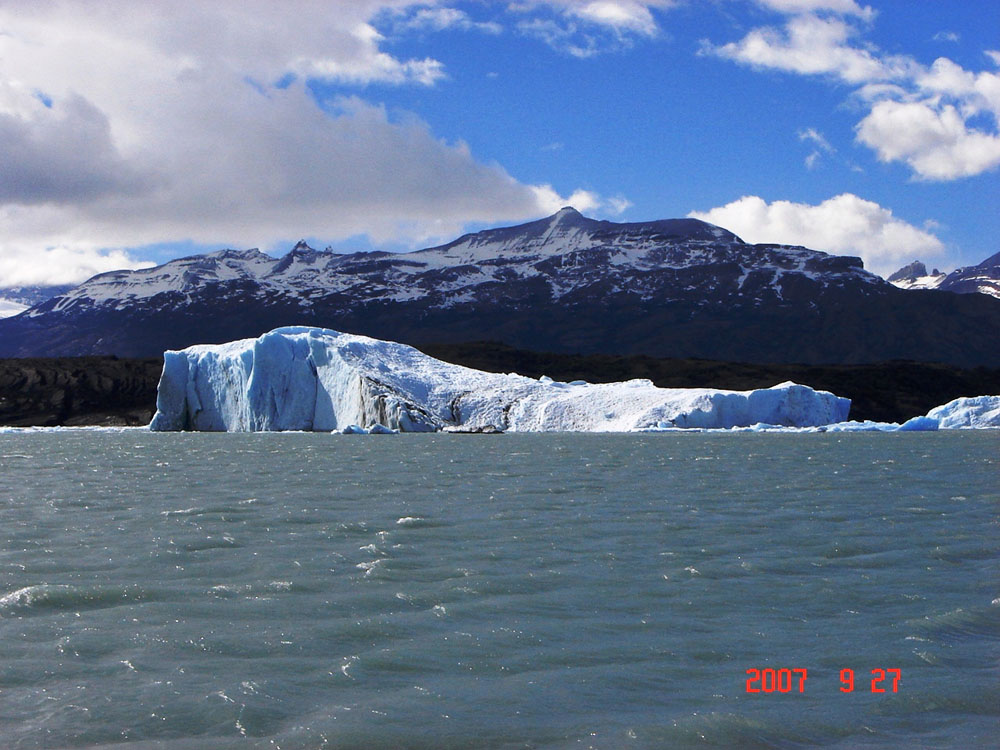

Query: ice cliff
(149, 327), (852, 432)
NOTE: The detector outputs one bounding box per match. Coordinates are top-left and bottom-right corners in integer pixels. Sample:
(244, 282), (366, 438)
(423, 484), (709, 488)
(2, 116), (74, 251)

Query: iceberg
(733, 396), (1000, 432)
(149, 327), (851, 432)
(926, 395), (1000, 429)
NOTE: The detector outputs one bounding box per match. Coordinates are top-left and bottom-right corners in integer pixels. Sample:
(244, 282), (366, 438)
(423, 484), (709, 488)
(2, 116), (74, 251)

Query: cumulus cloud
(531, 185), (603, 214)
(856, 100), (1000, 180)
(854, 55), (1000, 180)
(688, 193), (945, 276)
(570, 1), (662, 36)
(0, 90), (153, 205)
(708, 14), (903, 84)
(0, 1), (616, 286)
(916, 57), (1000, 115)
(298, 23), (446, 86)
(706, 4), (1000, 180)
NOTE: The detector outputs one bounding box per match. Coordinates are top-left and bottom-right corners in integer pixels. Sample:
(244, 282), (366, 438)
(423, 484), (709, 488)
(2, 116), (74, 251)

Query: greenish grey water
(0, 431), (997, 749)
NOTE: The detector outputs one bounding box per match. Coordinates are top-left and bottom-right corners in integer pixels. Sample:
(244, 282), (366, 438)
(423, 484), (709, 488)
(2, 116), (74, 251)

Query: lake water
(0, 431), (997, 749)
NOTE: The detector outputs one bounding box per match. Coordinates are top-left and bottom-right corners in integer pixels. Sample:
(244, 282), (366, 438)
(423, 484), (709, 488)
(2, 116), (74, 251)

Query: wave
(907, 602), (1000, 644)
(0, 583), (153, 616)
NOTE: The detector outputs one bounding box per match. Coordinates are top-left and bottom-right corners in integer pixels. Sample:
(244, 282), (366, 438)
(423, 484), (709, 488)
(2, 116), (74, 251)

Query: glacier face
(149, 327), (852, 432)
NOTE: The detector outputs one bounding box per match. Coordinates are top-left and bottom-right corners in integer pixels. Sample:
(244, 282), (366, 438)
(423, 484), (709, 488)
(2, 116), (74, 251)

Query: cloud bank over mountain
(0, 1), (617, 285)
(0, 1), (992, 286)
(689, 193), (944, 277)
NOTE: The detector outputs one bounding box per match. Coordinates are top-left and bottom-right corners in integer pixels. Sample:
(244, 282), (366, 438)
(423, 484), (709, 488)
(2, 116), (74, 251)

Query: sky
(0, 0), (998, 286)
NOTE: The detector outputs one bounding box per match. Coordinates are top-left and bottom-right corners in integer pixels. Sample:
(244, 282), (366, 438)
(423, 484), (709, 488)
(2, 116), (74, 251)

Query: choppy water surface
(0, 431), (997, 749)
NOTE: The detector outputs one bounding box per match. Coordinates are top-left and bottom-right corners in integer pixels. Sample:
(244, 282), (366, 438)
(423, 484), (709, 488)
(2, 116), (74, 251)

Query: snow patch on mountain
(887, 261), (946, 291)
(890, 275), (946, 292)
(149, 327), (852, 432)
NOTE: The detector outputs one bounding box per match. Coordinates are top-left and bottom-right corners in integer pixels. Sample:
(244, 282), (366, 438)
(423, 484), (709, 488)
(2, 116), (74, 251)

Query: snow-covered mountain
(3, 208), (1000, 366)
(21, 209), (875, 314)
(888, 253), (1000, 299)
(886, 261), (946, 291)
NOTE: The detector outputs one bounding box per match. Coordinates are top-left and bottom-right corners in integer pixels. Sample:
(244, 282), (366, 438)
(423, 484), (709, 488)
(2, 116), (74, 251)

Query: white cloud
(799, 127), (834, 169)
(298, 24), (446, 86)
(530, 185), (620, 215)
(394, 7), (502, 35)
(0, 240), (155, 287)
(514, 0), (672, 56)
(518, 18), (599, 58)
(0, 88), (153, 205)
(798, 127), (835, 153)
(856, 100), (1000, 180)
(709, 14), (901, 84)
(0, 1), (610, 285)
(607, 196), (633, 215)
(932, 31), (960, 44)
(707, 7), (1000, 180)
(572, 1), (661, 36)
(915, 57), (1000, 117)
(755, 0), (874, 19)
(688, 193), (945, 276)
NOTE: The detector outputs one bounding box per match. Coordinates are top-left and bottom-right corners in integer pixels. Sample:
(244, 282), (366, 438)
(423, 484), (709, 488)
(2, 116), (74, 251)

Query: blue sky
(0, 0), (997, 284)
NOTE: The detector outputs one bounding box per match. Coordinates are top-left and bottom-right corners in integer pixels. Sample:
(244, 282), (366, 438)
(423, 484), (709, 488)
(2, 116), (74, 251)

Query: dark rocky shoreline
(0, 356), (162, 427)
(2, 346), (999, 427)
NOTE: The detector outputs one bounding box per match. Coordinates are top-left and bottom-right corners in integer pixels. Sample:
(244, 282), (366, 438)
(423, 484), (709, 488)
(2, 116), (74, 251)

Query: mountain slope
(2, 208), (999, 366)
(888, 252), (1000, 298)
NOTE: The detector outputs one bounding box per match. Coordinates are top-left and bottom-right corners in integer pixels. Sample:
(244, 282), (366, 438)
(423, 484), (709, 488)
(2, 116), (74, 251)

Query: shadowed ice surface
(0, 431), (997, 748)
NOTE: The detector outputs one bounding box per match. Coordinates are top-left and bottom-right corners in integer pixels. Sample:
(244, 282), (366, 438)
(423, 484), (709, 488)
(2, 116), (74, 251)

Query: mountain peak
(887, 260), (929, 282)
(547, 205), (587, 227)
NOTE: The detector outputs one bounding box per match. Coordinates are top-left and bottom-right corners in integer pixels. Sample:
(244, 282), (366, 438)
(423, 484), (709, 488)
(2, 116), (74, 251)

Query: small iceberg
(821, 396), (1000, 432)
(927, 395), (1000, 429)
